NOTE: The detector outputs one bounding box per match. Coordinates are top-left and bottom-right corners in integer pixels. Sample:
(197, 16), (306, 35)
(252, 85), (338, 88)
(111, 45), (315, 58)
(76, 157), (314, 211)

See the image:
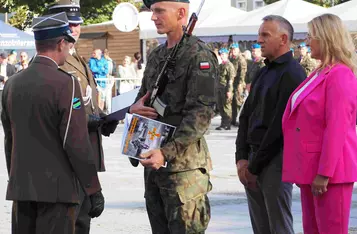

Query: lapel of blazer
(66, 54), (87, 78)
(289, 66), (332, 117)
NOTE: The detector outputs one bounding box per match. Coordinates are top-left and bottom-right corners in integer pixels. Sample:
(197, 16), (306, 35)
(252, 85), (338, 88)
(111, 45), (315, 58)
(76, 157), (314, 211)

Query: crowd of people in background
(213, 39), (319, 131)
(0, 39), (319, 119)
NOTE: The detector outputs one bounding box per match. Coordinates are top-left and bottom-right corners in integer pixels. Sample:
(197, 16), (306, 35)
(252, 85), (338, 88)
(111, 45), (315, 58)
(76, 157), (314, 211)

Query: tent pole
(5, 13), (8, 24)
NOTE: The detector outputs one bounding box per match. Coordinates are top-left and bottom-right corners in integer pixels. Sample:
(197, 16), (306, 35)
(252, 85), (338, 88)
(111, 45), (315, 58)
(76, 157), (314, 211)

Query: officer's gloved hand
(129, 158), (139, 167)
(88, 114), (104, 132)
(101, 119), (119, 137)
(88, 190), (105, 218)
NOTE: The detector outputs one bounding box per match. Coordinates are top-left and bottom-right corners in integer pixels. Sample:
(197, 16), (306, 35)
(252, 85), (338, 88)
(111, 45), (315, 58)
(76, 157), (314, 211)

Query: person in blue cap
(48, 2), (118, 233)
(2, 12), (104, 234)
(215, 47), (236, 130)
(298, 42), (316, 76)
(229, 42), (247, 127)
(246, 43), (265, 93)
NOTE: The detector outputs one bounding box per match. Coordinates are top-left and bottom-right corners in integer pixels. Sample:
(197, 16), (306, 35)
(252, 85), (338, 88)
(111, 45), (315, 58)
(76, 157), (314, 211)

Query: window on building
(236, 0), (247, 10)
(255, 1), (264, 8)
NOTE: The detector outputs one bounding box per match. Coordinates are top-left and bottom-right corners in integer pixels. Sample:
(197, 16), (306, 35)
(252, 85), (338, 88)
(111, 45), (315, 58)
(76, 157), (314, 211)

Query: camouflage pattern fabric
(216, 61), (235, 127)
(230, 54), (247, 124)
(134, 35), (218, 173)
(134, 35), (217, 234)
(230, 54), (247, 92)
(144, 168), (212, 234)
(299, 55), (316, 77)
(246, 57), (265, 85)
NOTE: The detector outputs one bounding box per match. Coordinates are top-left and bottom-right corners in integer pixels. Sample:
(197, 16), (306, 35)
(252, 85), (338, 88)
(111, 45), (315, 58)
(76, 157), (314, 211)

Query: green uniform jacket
(299, 55), (316, 77)
(246, 57), (265, 85)
(217, 61), (236, 93)
(60, 52), (106, 172)
(230, 54), (247, 90)
(134, 36), (218, 172)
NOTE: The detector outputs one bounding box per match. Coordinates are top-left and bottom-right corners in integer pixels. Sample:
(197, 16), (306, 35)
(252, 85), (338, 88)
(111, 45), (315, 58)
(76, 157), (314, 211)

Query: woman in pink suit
(282, 14), (357, 234)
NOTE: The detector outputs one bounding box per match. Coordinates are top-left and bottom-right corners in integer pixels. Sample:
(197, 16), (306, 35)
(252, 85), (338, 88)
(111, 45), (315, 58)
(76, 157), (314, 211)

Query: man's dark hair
(35, 36), (65, 53)
(262, 15), (294, 42)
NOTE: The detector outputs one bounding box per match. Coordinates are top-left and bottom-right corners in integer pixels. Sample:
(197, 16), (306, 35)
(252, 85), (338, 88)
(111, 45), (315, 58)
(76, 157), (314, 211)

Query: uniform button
(86, 184), (91, 188)
(296, 128), (300, 132)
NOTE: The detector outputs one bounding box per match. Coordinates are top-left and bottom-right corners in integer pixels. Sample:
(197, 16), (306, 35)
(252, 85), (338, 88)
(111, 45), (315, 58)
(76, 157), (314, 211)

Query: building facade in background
(231, 0), (265, 11)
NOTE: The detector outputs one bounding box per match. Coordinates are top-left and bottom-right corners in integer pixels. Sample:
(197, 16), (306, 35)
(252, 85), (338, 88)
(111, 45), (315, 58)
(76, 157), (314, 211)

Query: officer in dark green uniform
(215, 48), (236, 130)
(1, 13), (104, 234)
(129, 0), (218, 233)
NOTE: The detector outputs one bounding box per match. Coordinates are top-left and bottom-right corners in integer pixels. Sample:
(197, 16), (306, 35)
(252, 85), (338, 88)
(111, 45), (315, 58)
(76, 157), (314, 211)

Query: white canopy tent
(139, 0), (247, 39)
(198, 0), (327, 38)
(328, 0), (357, 21)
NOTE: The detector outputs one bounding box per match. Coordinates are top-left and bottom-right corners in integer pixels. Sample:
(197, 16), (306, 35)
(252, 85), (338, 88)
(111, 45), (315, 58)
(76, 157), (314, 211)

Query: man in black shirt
(236, 15), (306, 234)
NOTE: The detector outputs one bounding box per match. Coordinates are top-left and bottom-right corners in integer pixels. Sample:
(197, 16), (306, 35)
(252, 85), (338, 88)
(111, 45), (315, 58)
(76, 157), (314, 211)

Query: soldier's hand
(88, 190), (105, 218)
(226, 92), (232, 100)
(129, 92), (158, 119)
(140, 149), (165, 170)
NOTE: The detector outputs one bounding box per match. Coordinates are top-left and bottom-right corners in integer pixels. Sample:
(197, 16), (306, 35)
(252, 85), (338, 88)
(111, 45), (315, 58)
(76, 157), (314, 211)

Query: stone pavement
(0, 117), (356, 233)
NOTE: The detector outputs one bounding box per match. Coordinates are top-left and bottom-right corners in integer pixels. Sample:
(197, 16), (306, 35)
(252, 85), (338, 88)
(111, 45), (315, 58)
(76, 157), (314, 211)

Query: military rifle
(149, 0), (206, 117)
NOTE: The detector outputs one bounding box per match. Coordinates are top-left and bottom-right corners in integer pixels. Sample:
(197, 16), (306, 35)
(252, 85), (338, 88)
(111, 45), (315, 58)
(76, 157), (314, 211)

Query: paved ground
(0, 117), (356, 233)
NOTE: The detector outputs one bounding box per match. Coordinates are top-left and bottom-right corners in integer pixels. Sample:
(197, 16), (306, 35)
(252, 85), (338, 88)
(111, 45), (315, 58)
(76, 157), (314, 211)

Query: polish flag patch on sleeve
(199, 62), (210, 70)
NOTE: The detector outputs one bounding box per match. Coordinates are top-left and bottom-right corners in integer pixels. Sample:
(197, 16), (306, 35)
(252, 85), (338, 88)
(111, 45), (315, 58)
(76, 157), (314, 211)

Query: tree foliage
(0, 0), (143, 29)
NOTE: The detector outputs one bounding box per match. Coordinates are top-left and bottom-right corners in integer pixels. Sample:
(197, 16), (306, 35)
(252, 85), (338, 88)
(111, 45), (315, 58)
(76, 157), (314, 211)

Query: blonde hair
(308, 13), (357, 76)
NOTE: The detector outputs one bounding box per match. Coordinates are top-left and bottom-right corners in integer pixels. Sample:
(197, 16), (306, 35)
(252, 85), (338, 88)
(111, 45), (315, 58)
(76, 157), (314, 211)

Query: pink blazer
(282, 64), (357, 184)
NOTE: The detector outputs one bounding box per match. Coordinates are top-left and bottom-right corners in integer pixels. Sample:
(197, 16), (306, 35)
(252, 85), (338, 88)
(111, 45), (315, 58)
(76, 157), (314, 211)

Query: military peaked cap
(32, 12), (76, 43)
(143, 0), (190, 9)
(48, 0), (83, 24)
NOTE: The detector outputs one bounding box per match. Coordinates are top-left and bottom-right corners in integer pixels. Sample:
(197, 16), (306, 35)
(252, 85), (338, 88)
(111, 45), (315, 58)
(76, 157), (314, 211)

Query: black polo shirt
(235, 51), (306, 175)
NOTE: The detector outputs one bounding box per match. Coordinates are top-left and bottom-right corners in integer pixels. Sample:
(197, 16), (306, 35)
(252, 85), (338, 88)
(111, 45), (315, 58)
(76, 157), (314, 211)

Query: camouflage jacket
(217, 61), (236, 93)
(230, 54), (247, 90)
(134, 35), (218, 172)
(246, 57), (265, 85)
(299, 55), (316, 77)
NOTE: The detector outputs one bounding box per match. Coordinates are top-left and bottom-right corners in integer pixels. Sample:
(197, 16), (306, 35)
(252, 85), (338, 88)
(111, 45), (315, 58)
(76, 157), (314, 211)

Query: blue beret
(219, 48), (229, 54)
(143, 0), (190, 8)
(251, 43), (261, 49)
(298, 42), (307, 48)
(32, 13), (76, 43)
(49, 0), (83, 24)
(230, 43), (239, 49)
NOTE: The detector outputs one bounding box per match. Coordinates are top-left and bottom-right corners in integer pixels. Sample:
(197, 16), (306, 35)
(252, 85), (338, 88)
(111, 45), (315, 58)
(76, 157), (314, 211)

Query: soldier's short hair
(35, 36), (66, 53)
(262, 15), (294, 42)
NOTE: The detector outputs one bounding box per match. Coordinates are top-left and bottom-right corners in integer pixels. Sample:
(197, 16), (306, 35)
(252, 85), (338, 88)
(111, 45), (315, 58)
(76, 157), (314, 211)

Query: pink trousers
(300, 183), (354, 234)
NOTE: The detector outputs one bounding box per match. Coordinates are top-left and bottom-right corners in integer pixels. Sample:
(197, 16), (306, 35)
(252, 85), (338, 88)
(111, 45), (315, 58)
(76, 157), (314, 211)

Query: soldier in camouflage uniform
(229, 43), (247, 126)
(246, 43), (265, 93)
(298, 42), (316, 76)
(129, 0), (218, 233)
(215, 48), (235, 130)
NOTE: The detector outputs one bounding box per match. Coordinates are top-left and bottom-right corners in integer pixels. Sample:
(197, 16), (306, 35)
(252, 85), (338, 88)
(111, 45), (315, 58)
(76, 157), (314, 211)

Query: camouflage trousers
(144, 168), (212, 234)
(232, 85), (245, 124)
(216, 88), (232, 127)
